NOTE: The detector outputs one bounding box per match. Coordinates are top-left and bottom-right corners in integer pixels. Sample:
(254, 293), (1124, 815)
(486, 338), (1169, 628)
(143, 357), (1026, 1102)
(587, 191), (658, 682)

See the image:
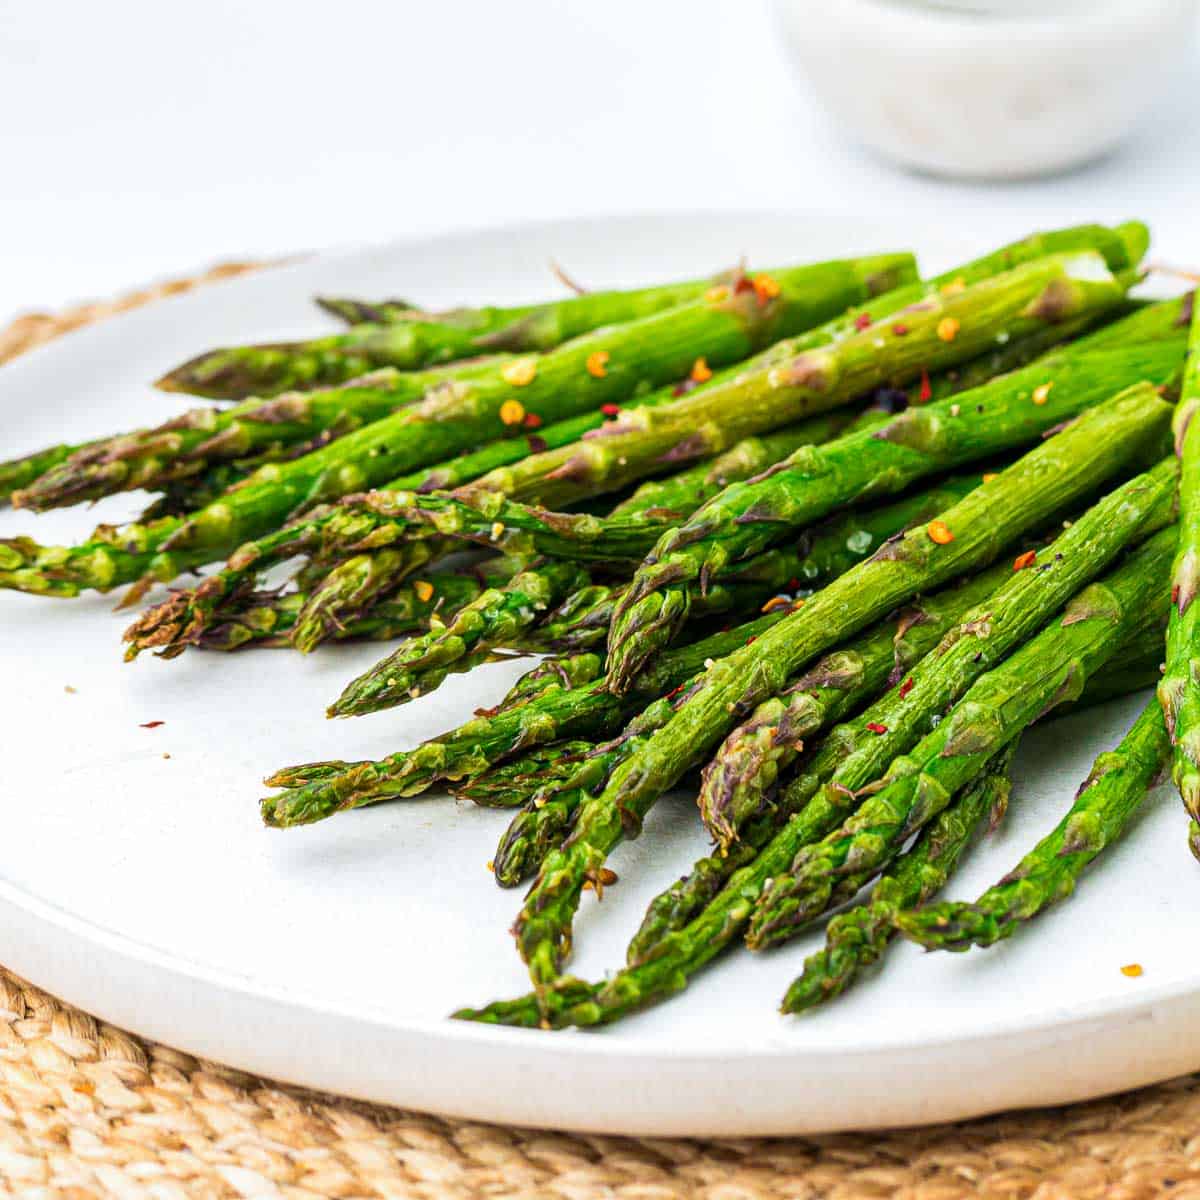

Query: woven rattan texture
(3, 268), (1200, 1200)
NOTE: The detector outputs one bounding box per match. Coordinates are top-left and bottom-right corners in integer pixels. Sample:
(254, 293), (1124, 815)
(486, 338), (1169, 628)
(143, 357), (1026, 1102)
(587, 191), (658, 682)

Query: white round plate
(1, 212), (1198, 1138)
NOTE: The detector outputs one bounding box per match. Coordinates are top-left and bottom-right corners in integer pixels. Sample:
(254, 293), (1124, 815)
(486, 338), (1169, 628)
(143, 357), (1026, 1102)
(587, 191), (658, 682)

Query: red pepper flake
(586, 350), (610, 379)
(733, 274), (755, 295)
(1173, 583), (1182, 605)
(1121, 963), (1144, 978)
(600, 402), (621, 418)
(1013, 550), (1037, 571)
(937, 317), (961, 342)
(523, 411), (542, 429)
(866, 722), (889, 735)
(917, 369), (932, 404)
(927, 520), (955, 545)
(745, 636), (757, 645)
(140, 720), (164, 729)
(891, 323), (909, 337)
(1032, 381), (1054, 406)
(527, 434), (548, 453)
(982, 472), (999, 484)
(787, 577), (800, 591)
(761, 595), (792, 614)
(690, 357), (713, 384)
(413, 579), (435, 603)
(672, 378), (698, 398)
(853, 312), (873, 331)
(898, 677), (914, 699)
(64, 685), (77, 695)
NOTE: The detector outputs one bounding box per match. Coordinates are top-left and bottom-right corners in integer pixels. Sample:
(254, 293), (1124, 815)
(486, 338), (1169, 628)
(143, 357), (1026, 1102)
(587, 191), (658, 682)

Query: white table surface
(2, 0), (1198, 323)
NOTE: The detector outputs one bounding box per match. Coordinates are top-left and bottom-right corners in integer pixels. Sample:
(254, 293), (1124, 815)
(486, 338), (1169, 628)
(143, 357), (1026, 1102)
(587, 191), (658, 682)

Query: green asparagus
(606, 320), (1183, 692)
(747, 527), (1175, 949)
(896, 698), (1170, 952)
(1159, 291), (1200, 854)
(510, 385), (1171, 1005)
(702, 456), (1178, 851)
(781, 741), (1018, 1013)
(260, 611), (791, 828)
(162, 259), (911, 399)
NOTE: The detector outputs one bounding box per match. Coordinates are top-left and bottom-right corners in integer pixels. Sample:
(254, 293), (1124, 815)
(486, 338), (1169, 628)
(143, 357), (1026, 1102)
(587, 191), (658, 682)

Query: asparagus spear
(162, 260), (910, 399)
(781, 740), (1018, 1013)
(1159, 291), (1200, 853)
(490, 652), (606, 713)
(747, 526), (1175, 950)
(625, 611), (1164, 966)
(171, 225), (1147, 402)
(452, 741), (596, 808)
(459, 610), (1167, 1028)
(778, 221), (1146, 351)
(14, 363), (513, 512)
(606, 316), (1183, 692)
(702, 456), (1178, 850)
(314, 296), (421, 325)
(9, 260), (892, 596)
(510, 385), (1171, 1003)
(896, 698), (1170, 952)
(259, 611), (790, 828)
(490, 696), (681, 887)
(188, 571), (495, 652)
(328, 558), (590, 714)
(0, 441), (97, 506)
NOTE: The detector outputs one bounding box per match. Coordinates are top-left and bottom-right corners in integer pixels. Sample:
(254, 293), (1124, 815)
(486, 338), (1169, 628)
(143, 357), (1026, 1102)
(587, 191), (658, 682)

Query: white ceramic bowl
(771, 0), (1199, 179)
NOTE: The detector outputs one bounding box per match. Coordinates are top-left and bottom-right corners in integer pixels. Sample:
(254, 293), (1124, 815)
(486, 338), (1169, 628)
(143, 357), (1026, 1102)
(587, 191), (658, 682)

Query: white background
(2, 0), (1198, 323)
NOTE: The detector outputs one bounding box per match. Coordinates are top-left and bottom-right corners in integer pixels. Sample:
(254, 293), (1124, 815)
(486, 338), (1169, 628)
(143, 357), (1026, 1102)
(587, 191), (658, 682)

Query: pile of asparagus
(3, 220), (1198, 1028)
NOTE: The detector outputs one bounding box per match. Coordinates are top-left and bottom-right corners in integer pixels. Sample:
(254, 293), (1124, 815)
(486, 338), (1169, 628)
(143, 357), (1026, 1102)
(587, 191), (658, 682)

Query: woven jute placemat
(4, 268), (1200, 1200)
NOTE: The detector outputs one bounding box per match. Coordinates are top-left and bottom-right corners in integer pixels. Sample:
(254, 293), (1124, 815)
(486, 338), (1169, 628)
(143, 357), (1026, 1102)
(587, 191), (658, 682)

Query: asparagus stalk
(625, 616), (1162, 966)
(14, 363), (510, 512)
(458, 609), (1167, 1029)
(490, 697), (680, 887)
(163, 260), (911, 399)
(452, 741), (597, 808)
(781, 740), (1018, 1013)
(328, 558), (590, 714)
(702, 456), (1178, 850)
(918, 292), (1184, 407)
(0, 441), (97, 505)
(778, 221), (1146, 351)
(747, 527), (1175, 950)
(9, 259), (898, 597)
(1159, 291), (1200, 853)
(606, 319), (1183, 692)
(490, 652), (606, 713)
(314, 296), (421, 325)
(259, 611), (789, 828)
(188, 569), (500, 652)
(895, 698), (1170, 952)
(510, 385), (1171, 1003)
